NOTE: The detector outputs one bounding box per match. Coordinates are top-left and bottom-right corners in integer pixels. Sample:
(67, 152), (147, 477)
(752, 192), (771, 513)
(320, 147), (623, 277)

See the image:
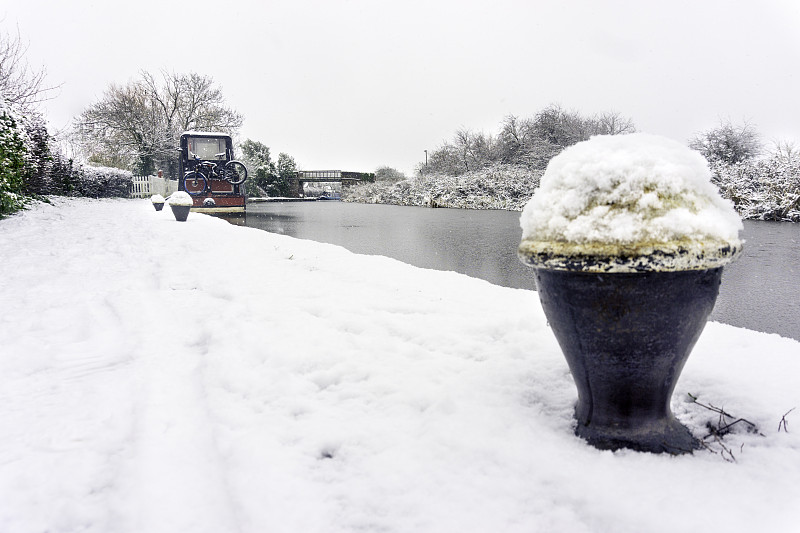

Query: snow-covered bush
(343, 164), (543, 211)
(17, 113), (51, 196)
(3, 93), (131, 212)
(68, 164), (134, 198)
(346, 142), (799, 225)
(710, 157), (800, 222)
(0, 97), (30, 216)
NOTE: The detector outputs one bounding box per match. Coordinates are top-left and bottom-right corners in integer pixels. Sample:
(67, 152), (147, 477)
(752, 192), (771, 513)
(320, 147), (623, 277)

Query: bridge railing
(297, 170), (376, 183)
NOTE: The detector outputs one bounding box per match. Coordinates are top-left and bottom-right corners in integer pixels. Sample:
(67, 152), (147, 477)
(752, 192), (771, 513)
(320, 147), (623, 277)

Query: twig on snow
(778, 408), (796, 433)
(687, 393), (764, 438)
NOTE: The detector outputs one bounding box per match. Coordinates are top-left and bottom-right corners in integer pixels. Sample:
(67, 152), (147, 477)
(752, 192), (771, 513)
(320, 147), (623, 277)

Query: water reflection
(710, 221), (800, 340)
(236, 202), (800, 341)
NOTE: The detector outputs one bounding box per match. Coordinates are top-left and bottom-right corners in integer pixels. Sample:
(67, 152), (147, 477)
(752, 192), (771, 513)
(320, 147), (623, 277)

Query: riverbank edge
(341, 180), (800, 222)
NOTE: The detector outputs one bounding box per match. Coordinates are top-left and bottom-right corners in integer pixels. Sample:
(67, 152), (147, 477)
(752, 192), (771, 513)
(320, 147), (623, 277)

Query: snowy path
(1, 198), (799, 533)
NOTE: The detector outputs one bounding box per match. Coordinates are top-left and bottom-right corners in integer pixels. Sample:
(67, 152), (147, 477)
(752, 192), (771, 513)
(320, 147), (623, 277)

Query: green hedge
(0, 103), (29, 216)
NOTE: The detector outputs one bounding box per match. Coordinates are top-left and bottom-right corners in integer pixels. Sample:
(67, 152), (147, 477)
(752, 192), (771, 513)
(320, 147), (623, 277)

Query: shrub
(0, 99), (29, 216)
(711, 157), (800, 222)
(70, 165), (134, 198)
(343, 164), (543, 210)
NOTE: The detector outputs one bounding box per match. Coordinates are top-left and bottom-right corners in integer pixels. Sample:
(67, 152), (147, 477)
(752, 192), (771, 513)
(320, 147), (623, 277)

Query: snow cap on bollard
(518, 133), (743, 272)
(150, 194), (165, 211)
(168, 191), (193, 221)
(168, 191), (193, 206)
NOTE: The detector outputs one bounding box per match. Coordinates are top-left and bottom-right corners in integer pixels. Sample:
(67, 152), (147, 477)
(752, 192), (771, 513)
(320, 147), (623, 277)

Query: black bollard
(533, 267), (724, 453)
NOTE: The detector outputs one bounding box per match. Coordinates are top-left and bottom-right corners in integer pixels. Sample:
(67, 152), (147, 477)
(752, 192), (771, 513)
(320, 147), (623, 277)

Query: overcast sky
(4, 0), (800, 175)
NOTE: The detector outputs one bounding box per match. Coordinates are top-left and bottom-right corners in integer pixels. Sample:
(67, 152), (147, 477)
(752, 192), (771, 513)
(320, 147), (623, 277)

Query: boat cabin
(178, 131), (246, 213)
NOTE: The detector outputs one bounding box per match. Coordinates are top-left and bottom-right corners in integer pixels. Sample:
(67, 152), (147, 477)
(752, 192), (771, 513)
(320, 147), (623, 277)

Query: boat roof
(181, 130), (232, 139)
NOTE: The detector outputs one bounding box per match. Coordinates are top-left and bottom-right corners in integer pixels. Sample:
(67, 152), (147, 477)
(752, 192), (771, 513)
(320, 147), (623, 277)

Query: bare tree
(75, 71), (243, 176)
(0, 27), (58, 109)
(425, 141), (461, 175)
(140, 71), (242, 135)
(424, 105), (636, 175)
(374, 166), (406, 182)
(532, 104), (636, 147)
(498, 114), (533, 162)
(593, 111), (636, 135)
(532, 104), (590, 147)
(689, 119), (761, 164)
(454, 128), (477, 172)
(770, 139), (799, 164)
(452, 128), (497, 173)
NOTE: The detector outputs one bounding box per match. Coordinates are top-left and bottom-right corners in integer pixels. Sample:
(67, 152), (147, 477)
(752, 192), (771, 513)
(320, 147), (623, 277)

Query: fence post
(131, 175), (153, 198)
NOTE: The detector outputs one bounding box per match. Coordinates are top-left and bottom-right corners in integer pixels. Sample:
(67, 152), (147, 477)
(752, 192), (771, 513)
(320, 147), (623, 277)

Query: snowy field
(1, 198), (799, 533)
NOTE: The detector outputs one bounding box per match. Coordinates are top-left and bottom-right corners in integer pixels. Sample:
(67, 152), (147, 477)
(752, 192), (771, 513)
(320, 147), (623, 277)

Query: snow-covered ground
(1, 198), (798, 533)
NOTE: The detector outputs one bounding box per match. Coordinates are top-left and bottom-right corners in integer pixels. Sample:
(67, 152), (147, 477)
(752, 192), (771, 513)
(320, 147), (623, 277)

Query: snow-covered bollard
(150, 194), (165, 211)
(518, 133), (742, 454)
(168, 191), (193, 222)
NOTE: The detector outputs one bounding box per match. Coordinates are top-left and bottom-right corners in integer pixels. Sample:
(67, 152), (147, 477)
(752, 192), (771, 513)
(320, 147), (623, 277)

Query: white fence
(131, 175), (179, 198)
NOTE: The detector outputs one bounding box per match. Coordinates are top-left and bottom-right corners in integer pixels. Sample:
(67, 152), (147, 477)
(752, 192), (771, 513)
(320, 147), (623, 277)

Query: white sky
(4, 0), (800, 175)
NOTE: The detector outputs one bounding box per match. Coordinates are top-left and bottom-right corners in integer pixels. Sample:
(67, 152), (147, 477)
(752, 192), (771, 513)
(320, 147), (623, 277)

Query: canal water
(231, 201), (800, 341)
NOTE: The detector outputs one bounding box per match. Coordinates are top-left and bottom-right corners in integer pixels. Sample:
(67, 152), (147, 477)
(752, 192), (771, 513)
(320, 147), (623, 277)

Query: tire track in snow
(0, 200), (140, 533)
(109, 272), (245, 532)
(0, 199), (245, 533)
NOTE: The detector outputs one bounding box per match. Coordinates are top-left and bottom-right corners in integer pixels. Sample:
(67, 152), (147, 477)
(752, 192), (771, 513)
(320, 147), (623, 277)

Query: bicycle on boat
(183, 156), (248, 196)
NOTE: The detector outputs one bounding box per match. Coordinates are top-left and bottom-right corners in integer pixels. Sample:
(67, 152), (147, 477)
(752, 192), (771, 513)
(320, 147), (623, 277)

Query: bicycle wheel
(224, 160), (248, 185)
(183, 171), (208, 196)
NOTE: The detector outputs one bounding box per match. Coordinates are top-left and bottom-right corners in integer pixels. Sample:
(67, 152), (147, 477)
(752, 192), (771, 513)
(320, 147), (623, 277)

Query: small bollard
(517, 133), (742, 454)
(168, 191), (193, 222)
(150, 194), (165, 211)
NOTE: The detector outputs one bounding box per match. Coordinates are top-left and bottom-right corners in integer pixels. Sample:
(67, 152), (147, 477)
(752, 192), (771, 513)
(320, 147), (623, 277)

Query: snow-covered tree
(423, 105), (635, 176)
(689, 119), (761, 165)
(531, 104), (590, 147)
(770, 140), (799, 165)
(423, 142), (461, 176)
(0, 95), (29, 215)
(74, 71), (243, 176)
(0, 28), (63, 213)
(375, 166), (406, 182)
(594, 111), (637, 136)
(531, 104), (635, 147)
(239, 139), (277, 197)
(276, 153), (297, 175)
(497, 115), (562, 170)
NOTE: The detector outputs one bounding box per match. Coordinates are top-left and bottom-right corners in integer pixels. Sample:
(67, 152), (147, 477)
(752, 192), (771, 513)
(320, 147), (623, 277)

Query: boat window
(187, 137), (227, 160)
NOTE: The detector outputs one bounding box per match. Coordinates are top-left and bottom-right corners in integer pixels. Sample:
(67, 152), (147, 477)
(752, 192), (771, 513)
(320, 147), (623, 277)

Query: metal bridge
(289, 170), (375, 197)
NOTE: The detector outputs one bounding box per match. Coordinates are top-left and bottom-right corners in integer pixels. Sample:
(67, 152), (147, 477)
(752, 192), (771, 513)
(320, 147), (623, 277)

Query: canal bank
(2, 198), (799, 533)
(236, 201), (800, 341)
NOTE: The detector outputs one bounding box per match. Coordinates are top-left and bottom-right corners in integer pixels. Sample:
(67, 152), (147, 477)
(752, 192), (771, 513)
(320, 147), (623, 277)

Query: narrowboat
(178, 131), (248, 214)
